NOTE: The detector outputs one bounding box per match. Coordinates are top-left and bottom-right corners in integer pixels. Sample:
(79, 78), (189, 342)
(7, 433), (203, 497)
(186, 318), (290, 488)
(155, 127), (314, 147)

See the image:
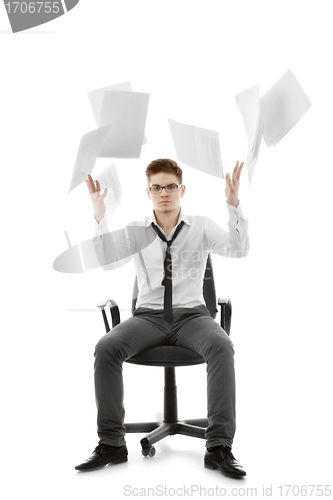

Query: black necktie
(151, 220), (185, 322)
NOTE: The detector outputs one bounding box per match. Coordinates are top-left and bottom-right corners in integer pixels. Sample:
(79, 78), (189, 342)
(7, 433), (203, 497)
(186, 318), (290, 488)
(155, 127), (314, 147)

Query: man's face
(146, 172), (186, 215)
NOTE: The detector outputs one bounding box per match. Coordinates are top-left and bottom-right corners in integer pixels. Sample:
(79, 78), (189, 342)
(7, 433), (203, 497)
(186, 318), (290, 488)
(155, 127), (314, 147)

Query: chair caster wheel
(142, 445), (156, 457)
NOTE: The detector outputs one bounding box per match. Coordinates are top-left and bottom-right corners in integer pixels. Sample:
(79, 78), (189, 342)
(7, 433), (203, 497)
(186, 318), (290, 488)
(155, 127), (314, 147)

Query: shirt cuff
(94, 215), (109, 237)
(226, 200), (244, 223)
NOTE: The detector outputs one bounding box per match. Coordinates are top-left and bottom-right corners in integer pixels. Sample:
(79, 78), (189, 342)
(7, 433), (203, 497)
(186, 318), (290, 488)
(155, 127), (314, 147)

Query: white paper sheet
(260, 68), (311, 148)
(88, 81), (147, 145)
(235, 83), (263, 185)
(68, 125), (112, 193)
(88, 82), (133, 126)
(235, 69), (311, 184)
(97, 90), (149, 158)
(97, 163), (122, 215)
(69, 89), (150, 192)
(168, 118), (223, 178)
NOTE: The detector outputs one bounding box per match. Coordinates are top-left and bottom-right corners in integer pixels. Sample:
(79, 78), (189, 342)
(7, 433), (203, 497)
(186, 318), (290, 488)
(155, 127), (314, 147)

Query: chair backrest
(132, 254), (217, 318)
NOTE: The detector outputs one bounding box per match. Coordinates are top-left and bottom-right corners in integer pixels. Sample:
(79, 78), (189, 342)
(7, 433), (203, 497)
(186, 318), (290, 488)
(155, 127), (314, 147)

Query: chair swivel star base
(124, 346), (209, 457)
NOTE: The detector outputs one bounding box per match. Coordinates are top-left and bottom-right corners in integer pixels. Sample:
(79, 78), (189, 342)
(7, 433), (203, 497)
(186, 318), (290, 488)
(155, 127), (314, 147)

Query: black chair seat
(126, 346), (205, 367)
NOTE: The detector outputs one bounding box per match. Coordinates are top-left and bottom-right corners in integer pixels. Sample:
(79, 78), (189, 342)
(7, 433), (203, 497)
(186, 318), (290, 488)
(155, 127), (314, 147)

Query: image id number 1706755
(278, 485), (331, 496)
(5, 2), (61, 14)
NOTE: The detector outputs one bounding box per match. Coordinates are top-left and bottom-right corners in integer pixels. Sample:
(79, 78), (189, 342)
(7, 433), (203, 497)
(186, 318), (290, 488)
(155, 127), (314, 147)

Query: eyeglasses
(149, 184), (183, 194)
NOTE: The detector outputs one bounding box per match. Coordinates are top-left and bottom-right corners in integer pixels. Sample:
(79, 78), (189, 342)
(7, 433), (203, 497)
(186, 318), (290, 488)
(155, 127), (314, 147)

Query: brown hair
(145, 159), (183, 185)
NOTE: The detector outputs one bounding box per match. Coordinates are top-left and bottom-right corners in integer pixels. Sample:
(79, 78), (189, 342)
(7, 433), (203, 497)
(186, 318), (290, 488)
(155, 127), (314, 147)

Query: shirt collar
(145, 208), (191, 229)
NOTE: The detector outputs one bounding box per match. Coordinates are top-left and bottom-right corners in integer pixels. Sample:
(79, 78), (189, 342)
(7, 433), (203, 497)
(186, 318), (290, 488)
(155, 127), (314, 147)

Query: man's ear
(180, 185), (186, 197)
(146, 187), (151, 200)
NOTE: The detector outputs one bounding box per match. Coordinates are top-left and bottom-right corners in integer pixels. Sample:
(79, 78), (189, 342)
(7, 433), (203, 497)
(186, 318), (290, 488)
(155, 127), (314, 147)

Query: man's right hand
(86, 174), (107, 224)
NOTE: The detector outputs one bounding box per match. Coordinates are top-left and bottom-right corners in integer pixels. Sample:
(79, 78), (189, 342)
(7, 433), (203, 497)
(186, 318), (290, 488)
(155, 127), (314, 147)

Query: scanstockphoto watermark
(123, 484), (258, 497)
(123, 484), (333, 497)
(3, 0), (80, 33)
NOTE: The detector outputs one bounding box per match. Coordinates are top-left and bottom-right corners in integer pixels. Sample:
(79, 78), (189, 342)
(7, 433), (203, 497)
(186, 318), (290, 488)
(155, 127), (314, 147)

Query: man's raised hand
(225, 161), (244, 208)
(86, 174), (107, 223)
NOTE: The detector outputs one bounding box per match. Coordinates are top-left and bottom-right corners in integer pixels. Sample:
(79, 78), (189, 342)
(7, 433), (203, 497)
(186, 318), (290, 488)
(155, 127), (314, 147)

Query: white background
(1, 1), (332, 498)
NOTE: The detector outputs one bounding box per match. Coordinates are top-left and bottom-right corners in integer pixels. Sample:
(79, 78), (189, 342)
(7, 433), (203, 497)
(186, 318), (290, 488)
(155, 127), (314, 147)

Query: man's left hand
(225, 160), (244, 208)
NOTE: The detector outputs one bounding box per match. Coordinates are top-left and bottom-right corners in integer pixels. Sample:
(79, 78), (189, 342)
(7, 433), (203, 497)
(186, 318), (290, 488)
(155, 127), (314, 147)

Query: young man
(75, 159), (249, 478)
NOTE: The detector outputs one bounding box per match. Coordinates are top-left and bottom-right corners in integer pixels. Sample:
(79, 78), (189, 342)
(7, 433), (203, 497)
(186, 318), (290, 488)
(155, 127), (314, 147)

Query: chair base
(124, 366), (208, 456)
(125, 418), (208, 455)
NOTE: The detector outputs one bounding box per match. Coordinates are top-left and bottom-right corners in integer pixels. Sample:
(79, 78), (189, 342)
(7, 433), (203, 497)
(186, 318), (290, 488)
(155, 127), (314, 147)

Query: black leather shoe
(75, 443), (128, 471)
(204, 446), (246, 479)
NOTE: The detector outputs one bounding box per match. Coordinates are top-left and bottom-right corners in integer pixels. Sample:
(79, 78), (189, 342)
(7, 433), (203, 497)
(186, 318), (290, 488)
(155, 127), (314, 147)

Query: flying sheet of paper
(88, 81), (147, 144)
(97, 90), (149, 158)
(259, 68), (312, 147)
(235, 83), (264, 185)
(69, 89), (150, 192)
(68, 125), (112, 192)
(168, 118), (223, 178)
(97, 163), (122, 215)
(235, 69), (311, 184)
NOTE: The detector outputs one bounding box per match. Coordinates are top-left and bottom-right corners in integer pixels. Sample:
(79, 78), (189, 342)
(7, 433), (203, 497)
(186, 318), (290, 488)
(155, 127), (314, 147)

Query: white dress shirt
(94, 202), (249, 309)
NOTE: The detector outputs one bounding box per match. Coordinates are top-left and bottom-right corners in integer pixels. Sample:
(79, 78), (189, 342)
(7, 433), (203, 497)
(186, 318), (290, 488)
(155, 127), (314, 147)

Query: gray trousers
(94, 304), (236, 449)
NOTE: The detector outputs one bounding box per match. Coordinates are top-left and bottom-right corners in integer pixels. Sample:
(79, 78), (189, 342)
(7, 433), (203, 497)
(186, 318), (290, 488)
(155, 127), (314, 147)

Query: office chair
(98, 254), (232, 458)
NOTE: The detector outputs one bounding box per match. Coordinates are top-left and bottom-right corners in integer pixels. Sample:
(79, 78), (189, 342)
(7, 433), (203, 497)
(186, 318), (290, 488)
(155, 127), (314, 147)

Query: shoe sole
(204, 461), (246, 479)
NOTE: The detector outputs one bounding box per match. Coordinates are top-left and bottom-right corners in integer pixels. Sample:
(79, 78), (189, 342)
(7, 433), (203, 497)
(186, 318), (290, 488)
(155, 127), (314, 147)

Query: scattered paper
(97, 90), (149, 158)
(235, 83), (263, 185)
(88, 82), (133, 126)
(168, 118), (223, 178)
(97, 163), (122, 215)
(260, 68), (311, 148)
(87, 81), (147, 145)
(69, 85), (150, 192)
(236, 68), (311, 184)
(68, 125), (112, 192)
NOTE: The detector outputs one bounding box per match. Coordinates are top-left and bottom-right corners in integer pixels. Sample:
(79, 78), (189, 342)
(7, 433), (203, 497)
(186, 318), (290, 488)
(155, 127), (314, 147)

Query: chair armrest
(97, 299), (121, 332)
(97, 297), (231, 334)
(217, 297), (232, 336)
